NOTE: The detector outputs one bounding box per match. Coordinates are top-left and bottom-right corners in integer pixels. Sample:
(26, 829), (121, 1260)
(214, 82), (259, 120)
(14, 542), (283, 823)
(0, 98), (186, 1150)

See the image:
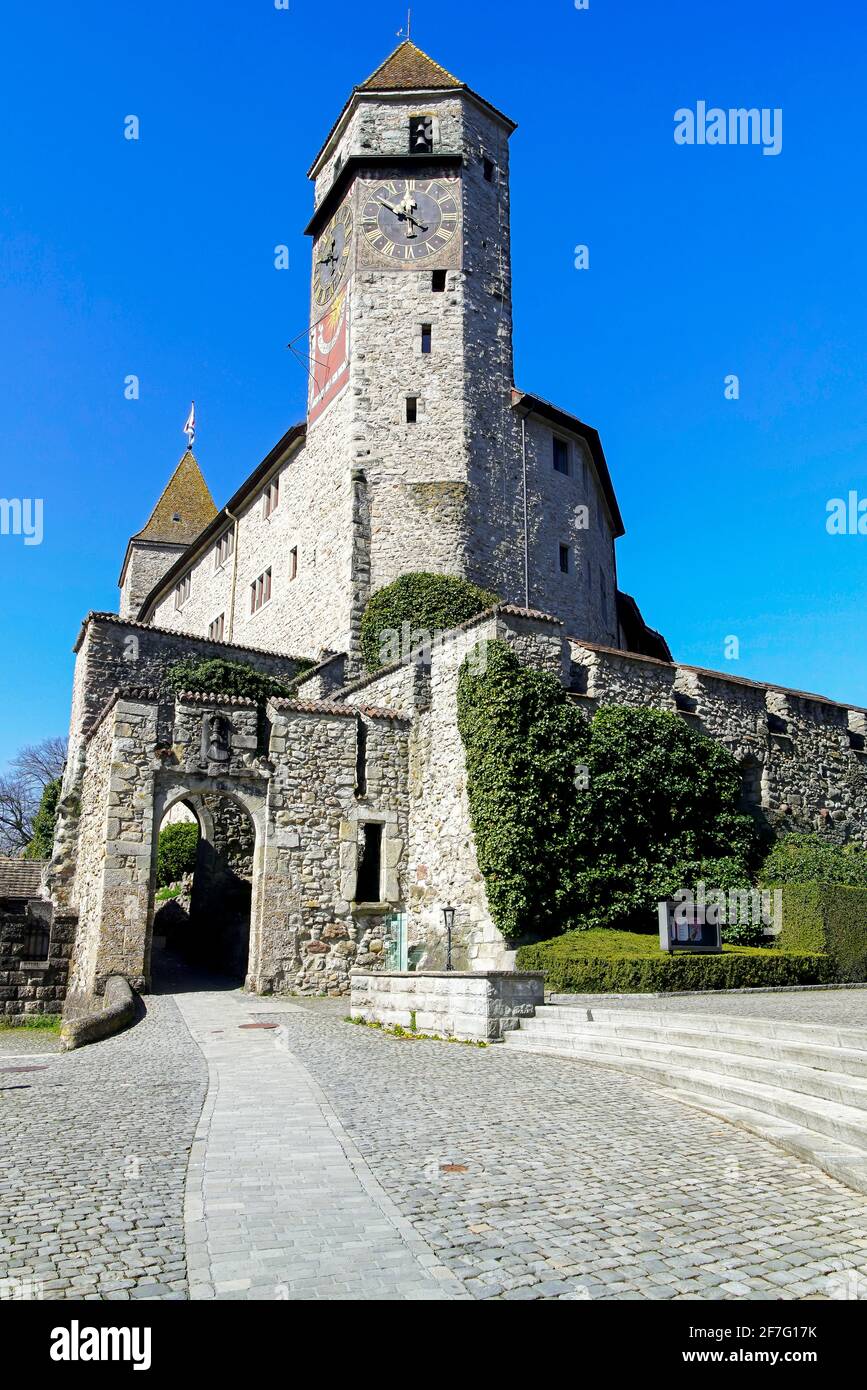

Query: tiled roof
(0, 858), (45, 901)
(269, 698), (410, 722)
(134, 450), (218, 545)
(176, 691), (258, 708)
(359, 41), (462, 92)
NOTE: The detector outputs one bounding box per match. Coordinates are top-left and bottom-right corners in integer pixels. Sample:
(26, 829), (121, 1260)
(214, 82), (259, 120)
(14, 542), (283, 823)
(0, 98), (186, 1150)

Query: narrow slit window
(289, 545), (298, 581)
(355, 822), (383, 903)
(355, 716), (368, 797)
(559, 544), (570, 575)
(553, 437), (569, 475)
(432, 269), (447, 292)
(483, 157), (496, 182)
(406, 396), (418, 424)
(421, 323), (432, 354)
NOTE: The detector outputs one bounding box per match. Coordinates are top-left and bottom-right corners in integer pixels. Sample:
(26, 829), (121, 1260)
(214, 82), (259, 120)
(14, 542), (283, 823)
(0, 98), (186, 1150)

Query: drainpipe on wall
(225, 506), (240, 643)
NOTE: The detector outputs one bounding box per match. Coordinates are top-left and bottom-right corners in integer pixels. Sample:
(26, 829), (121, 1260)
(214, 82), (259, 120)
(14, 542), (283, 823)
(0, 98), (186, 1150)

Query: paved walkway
(2, 985), (867, 1301)
(548, 987), (867, 1030)
(175, 991), (461, 1300)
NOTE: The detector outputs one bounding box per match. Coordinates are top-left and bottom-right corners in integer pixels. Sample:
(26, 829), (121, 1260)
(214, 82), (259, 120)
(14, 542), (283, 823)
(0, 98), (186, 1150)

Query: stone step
(541, 1003), (867, 1052)
(509, 1016), (867, 1086)
(501, 1037), (867, 1154)
(655, 1087), (867, 1197)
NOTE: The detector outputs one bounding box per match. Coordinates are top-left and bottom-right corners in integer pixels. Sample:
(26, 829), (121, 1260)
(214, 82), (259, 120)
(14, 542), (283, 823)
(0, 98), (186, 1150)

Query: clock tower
(304, 42), (523, 644)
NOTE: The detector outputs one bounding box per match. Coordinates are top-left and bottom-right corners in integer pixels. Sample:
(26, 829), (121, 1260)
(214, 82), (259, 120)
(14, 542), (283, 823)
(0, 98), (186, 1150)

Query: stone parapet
(350, 969), (545, 1041)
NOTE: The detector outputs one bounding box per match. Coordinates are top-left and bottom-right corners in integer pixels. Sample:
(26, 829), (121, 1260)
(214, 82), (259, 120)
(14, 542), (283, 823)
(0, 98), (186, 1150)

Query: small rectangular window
(553, 437), (569, 475)
(431, 269), (447, 292)
(175, 574), (191, 609)
(406, 396), (418, 424)
(250, 566), (272, 613)
(289, 546), (298, 581)
(600, 567), (608, 618)
(421, 323), (432, 354)
(409, 115), (434, 154)
(208, 614), (225, 642)
(483, 157), (496, 182)
(355, 822), (383, 903)
(559, 544), (570, 575)
(263, 478), (279, 519)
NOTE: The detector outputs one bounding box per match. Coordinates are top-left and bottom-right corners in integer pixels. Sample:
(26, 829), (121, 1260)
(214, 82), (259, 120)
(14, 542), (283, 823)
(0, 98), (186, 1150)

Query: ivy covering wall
(457, 641), (764, 939)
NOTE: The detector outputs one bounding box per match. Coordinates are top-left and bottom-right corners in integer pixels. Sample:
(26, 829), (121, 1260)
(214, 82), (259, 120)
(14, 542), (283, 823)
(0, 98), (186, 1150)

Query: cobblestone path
(2, 987), (866, 1301)
(0, 994), (206, 1300)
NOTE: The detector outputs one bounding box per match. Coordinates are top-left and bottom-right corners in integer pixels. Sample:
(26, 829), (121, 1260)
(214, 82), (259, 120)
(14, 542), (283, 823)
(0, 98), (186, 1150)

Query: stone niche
(350, 969), (545, 1041)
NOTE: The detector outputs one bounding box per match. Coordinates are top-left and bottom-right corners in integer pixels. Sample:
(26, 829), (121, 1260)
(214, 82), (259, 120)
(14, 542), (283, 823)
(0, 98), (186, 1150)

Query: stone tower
(305, 42), (526, 620)
(119, 450), (217, 619)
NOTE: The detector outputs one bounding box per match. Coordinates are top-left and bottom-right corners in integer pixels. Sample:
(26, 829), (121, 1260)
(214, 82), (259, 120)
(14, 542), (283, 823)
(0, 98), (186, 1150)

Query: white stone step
(501, 1038), (867, 1153)
(656, 1087), (867, 1197)
(507, 1020), (867, 1096)
(542, 1003), (867, 1052)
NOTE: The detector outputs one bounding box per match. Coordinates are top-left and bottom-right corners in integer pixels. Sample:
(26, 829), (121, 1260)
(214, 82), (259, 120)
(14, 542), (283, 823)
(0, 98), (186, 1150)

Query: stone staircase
(503, 1003), (867, 1195)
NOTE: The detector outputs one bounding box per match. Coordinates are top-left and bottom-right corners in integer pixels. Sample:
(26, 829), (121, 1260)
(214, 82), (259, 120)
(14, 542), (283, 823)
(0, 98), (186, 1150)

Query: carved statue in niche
(200, 712), (231, 766)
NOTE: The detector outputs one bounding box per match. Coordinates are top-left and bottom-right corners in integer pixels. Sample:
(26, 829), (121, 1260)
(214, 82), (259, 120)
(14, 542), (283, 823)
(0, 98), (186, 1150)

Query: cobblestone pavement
(253, 997), (867, 1301)
(174, 990), (464, 1301)
(0, 994), (206, 1301)
(548, 988), (867, 1031)
(3, 985), (867, 1302)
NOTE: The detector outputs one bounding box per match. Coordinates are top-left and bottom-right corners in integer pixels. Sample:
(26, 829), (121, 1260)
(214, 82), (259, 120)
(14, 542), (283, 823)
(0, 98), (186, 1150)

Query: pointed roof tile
(133, 450), (217, 546)
(358, 41), (462, 93)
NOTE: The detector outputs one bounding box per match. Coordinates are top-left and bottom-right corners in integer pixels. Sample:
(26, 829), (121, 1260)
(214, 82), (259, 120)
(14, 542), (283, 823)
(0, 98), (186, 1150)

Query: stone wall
(0, 909), (75, 1018)
(255, 700), (411, 996)
(66, 614), (305, 785)
(570, 640), (867, 844)
(350, 969), (545, 1042)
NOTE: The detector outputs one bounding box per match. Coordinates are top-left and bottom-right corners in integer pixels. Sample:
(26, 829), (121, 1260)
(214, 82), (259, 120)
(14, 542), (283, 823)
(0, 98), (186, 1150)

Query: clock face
(361, 178), (461, 262)
(313, 201), (353, 307)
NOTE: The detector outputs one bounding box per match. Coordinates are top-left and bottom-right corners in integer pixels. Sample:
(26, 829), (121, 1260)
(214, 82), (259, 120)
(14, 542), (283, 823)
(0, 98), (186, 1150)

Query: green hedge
(774, 882), (867, 982)
(760, 833), (867, 889)
(515, 928), (833, 993)
(360, 572), (499, 673)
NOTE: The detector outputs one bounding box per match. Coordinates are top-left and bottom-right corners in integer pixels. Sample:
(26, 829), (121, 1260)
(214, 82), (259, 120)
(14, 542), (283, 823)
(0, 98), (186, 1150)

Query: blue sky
(1, 0), (865, 766)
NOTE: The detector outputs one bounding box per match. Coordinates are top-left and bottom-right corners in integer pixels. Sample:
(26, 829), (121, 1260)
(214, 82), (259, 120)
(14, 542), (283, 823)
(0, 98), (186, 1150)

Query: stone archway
(148, 778), (267, 991)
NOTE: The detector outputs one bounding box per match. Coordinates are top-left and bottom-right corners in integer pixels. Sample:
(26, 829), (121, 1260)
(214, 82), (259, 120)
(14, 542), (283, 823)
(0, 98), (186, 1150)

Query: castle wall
(571, 641), (867, 844)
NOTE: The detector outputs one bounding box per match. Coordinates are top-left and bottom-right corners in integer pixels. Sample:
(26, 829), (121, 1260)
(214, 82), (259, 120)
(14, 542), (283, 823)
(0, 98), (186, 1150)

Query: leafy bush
(24, 778), (61, 860)
(165, 657), (297, 704)
(457, 642), (764, 939)
(360, 572), (499, 673)
(760, 833), (867, 889)
(457, 640), (586, 937)
(156, 822), (199, 888)
(515, 929), (833, 993)
(775, 883), (867, 982)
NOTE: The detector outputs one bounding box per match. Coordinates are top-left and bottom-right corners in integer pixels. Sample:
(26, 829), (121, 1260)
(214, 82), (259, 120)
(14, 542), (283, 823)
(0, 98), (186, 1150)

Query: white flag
(183, 402), (196, 446)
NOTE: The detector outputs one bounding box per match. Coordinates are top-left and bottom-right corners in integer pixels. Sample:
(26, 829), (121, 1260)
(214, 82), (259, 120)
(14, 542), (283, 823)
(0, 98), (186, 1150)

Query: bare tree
(0, 735), (67, 856)
(11, 736), (67, 795)
(0, 773), (35, 855)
